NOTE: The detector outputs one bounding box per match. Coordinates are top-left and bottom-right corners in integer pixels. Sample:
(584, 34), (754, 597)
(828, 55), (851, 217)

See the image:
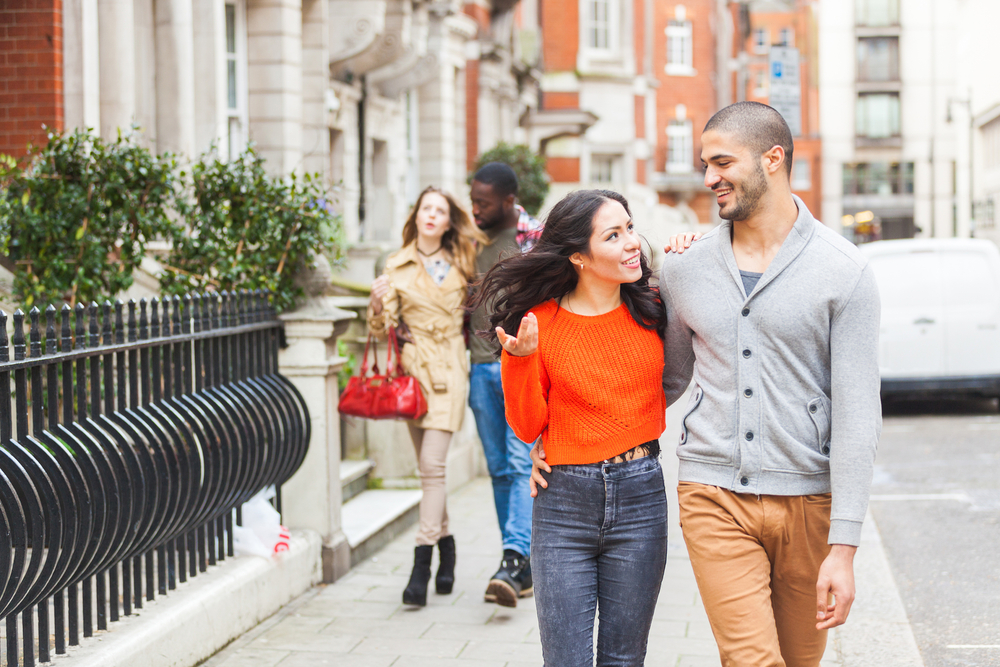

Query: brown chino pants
(678, 482), (833, 667)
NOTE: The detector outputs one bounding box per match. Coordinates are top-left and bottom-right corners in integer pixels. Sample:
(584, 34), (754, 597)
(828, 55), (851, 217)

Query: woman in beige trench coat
(367, 186), (485, 607)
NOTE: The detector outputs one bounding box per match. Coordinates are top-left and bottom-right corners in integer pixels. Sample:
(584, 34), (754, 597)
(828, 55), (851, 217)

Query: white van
(859, 238), (1000, 399)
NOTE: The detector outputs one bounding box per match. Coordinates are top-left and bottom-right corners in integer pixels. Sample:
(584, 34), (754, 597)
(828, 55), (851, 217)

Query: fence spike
(150, 298), (160, 338)
(115, 301), (125, 345)
(88, 302), (99, 348)
(210, 292), (219, 330)
(139, 299), (149, 341)
(182, 294), (192, 335)
(172, 295), (182, 335)
(128, 300), (138, 343)
(45, 305), (57, 355)
(0, 311), (8, 362)
(13, 309), (25, 361)
(61, 305), (72, 353)
(102, 301), (113, 346)
(193, 294), (203, 334)
(29, 306), (41, 358)
(74, 303), (86, 349)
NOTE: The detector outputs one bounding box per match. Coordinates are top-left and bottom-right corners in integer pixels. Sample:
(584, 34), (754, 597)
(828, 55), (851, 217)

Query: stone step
(340, 458), (374, 503)
(341, 488), (422, 566)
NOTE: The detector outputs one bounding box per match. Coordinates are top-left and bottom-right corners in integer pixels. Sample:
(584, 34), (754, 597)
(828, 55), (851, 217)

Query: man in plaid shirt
(467, 162), (541, 607)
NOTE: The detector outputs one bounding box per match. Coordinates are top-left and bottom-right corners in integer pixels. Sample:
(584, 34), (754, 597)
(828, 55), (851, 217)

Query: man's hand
(528, 440), (551, 497)
(816, 544), (858, 630)
(497, 313), (538, 357)
(664, 231), (703, 254)
(369, 275), (391, 315)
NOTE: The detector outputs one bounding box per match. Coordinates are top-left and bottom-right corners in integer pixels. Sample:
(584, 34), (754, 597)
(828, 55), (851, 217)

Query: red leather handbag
(339, 328), (428, 421)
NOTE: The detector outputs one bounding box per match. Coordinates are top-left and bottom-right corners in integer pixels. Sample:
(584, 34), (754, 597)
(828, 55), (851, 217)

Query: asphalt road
(873, 397), (1000, 667)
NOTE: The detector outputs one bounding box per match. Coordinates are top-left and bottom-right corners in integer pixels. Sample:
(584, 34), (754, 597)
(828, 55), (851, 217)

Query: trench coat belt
(407, 322), (460, 345)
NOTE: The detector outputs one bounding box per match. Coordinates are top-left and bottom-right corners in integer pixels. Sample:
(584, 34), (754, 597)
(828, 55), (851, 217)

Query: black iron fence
(0, 290), (310, 666)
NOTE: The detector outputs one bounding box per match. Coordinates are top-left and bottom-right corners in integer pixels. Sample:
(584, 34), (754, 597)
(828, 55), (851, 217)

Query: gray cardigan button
(741, 307), (750, 316)
(745, 431), (754, 441)
(740, 476), (749, 486)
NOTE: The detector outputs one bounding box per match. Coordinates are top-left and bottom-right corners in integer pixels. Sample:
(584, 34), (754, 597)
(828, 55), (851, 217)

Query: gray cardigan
(660, 196), (881, 546)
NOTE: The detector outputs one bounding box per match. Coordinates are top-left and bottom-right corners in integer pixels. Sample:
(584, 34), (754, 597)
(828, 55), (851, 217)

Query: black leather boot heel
(436, 535), (455, 595)
(402, 545), (433, 606)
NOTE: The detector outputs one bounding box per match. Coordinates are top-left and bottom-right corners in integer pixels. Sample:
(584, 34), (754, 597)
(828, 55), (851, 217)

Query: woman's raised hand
(664, 231), (703, 254)
(369, 275), (391, 314)
(496, 312), (538, 357)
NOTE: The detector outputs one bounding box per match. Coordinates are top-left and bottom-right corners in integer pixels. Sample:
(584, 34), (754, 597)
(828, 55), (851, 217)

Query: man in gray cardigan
(661, 102), (881, 666)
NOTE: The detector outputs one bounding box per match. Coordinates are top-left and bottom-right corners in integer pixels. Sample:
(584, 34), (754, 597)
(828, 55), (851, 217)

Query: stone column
(155, 0), (197, 156)
(247, 0), (303, 177)
(64, 0), (101, 132)
(278, 298), (355, 583)
(97, 0), (136, 137)
(300, 0), (329, 176)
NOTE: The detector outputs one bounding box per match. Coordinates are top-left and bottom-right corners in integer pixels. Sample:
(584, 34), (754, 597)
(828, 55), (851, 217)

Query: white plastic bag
(233, 487), (291, 558)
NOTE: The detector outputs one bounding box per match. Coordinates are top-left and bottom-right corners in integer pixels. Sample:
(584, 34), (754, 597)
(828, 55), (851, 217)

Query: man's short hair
(472, 162), (519, 199)
(704, 102), (794, 175)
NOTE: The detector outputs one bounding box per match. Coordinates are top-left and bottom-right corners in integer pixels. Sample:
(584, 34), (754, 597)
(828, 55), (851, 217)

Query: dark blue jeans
(532, 455), (668, 667)
(469, 362), (533, 556)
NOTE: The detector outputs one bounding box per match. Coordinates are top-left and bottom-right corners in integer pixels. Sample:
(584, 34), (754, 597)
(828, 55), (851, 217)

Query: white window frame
(665, 20), (694, 76)
(753, 27), (770, 54)
(791, 158), (812, 191)
(666, 121), (694, 174)
(225, 0), (249, 161)
(779, 27), (794, 47)
(590, 153), (621, 184)
(582, 0), (619, 57)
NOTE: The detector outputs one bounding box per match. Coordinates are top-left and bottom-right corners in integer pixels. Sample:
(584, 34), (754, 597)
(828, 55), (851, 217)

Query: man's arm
(818, 264), (881, 629)
(828, 265), (882, 546)
(660, 262), (695, 408)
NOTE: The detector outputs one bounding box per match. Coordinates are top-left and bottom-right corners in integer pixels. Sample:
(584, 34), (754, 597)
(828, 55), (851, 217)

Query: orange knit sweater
(501, 299), (666, 465)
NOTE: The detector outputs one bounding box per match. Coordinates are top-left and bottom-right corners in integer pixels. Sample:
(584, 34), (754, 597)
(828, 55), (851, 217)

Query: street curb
(836, 509), (925, 667)
(63, 530), (322, 667)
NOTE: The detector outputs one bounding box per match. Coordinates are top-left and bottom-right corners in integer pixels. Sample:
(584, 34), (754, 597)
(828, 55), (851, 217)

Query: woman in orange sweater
(475, 189), (672, 666)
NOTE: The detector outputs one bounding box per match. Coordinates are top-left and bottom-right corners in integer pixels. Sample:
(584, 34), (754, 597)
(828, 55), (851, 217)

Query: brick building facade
(0, 0), (64, 157)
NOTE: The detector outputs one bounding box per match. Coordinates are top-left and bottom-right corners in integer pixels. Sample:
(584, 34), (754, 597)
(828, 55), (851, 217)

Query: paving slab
(205, 461), (918, 667)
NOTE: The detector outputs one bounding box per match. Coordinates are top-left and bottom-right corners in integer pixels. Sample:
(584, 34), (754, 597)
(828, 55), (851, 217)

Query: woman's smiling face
(579, 199), (642, 285)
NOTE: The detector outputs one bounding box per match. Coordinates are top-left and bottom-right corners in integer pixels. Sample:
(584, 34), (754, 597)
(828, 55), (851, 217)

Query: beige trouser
(678, 482), (833, 667)
(407, 425), (452, 546)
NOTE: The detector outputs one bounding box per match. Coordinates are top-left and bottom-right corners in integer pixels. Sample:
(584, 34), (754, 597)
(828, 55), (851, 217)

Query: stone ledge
(63, 530), (322, 667)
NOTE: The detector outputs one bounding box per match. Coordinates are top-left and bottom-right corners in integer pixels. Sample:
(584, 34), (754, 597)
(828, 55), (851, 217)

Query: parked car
(859, 238), (1000, 401)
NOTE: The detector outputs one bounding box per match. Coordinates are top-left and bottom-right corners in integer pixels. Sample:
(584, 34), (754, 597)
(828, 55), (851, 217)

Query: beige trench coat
(366, 243), (468, 432)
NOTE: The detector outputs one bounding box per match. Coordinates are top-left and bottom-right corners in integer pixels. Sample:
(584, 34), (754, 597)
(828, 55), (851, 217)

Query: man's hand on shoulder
(816, 544), (857, 630)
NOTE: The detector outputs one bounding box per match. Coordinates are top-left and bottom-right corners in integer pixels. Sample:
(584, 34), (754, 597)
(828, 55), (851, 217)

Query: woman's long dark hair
(472, 189), (665, 351)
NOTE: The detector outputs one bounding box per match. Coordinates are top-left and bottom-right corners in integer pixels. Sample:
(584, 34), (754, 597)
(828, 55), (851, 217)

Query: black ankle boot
(436, 535), (456, 595)
(402, 545), (434, 606)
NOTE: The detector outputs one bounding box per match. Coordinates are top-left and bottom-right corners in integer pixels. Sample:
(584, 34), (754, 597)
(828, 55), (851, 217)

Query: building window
(587, 0), (616, 51)
(753, 27), (769, 54)
(842, 162), (914, 195)
(225, 0), (248, 160)
(666, 121), (693, 174)
(856, 93), (900, 139)
(778, 27), (794, 47)
(855, 0), (899, 26)
(665, 20), (693, 75)
(791, 159), (811, 191)
(591, 154), (620, 183)
(857, 37), (899, 82)
(752, 68), (768, 96)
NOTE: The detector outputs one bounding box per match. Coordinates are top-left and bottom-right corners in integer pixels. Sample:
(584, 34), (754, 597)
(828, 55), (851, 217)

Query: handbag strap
(360, 333), (380, 376)
(386, 327), (405, 377)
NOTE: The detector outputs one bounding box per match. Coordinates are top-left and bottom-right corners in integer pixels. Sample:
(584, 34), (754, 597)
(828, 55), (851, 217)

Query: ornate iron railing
(0, 291), (310, 666)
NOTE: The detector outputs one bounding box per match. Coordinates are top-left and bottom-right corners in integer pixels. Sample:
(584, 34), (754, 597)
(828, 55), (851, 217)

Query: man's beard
(717, 162), (767, 221)
(476, 211), (505, 230)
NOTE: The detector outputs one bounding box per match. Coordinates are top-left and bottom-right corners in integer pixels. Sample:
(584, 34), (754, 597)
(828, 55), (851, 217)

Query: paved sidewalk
(203, 474), (847, 667)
